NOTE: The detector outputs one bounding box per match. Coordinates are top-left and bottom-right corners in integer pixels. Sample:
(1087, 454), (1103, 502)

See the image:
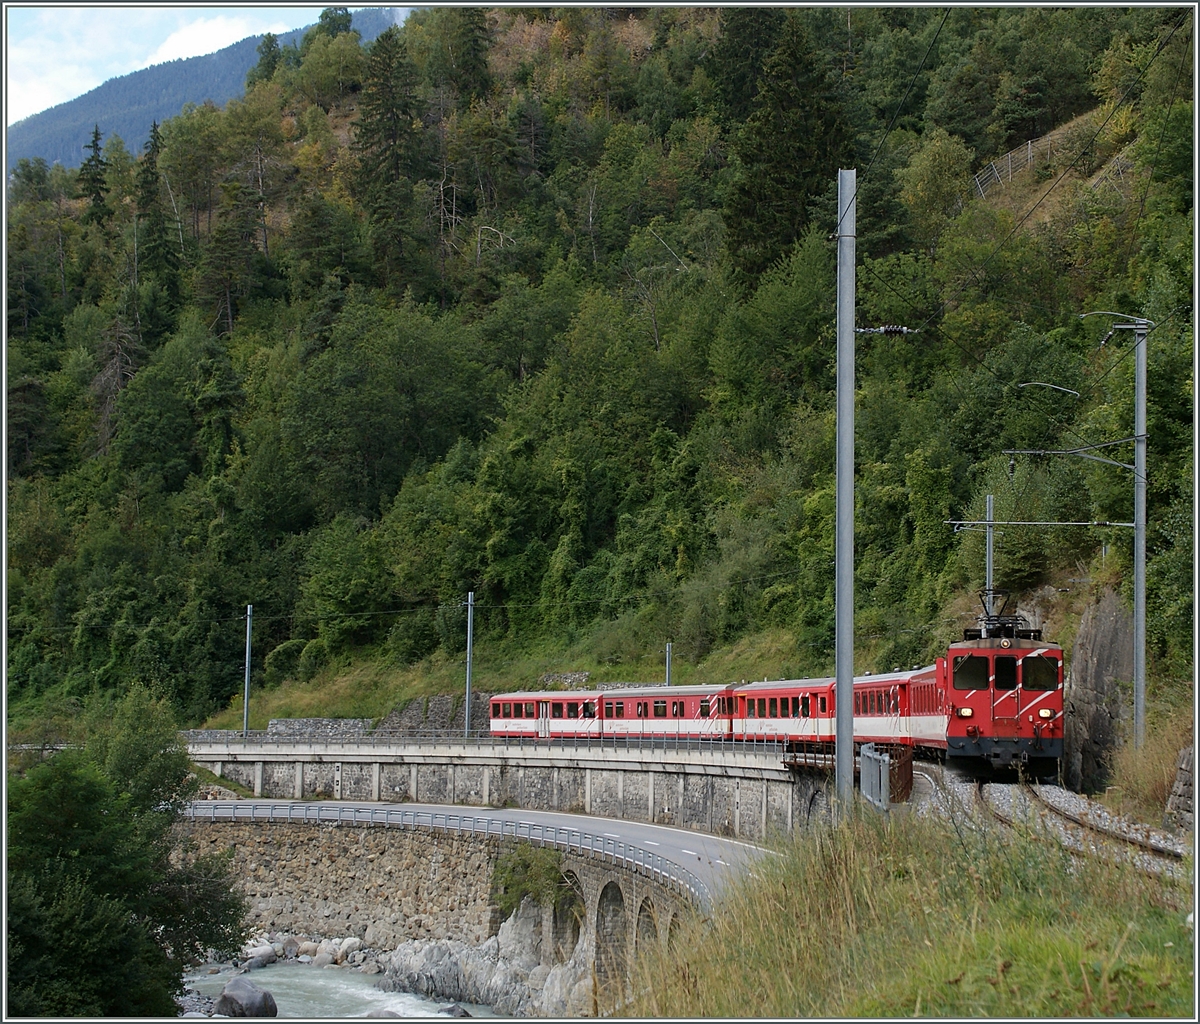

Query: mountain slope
(5, 7), (404, 172)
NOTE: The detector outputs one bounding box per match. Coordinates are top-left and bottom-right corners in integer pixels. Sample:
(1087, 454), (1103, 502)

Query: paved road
(189, 799), (772, 902)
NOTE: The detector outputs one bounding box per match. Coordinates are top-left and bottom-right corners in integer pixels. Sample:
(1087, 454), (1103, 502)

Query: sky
(4, 4), (383, 126)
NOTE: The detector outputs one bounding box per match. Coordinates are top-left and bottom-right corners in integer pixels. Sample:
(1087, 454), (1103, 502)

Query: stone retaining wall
(267, 718), (372, 739)
(375, 694), (495, 734)
(175, 820), (503, 951)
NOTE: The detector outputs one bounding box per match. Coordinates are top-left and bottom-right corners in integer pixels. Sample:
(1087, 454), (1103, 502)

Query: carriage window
(819, 696), (827, 713)
(605, 702), (614, 717)
(995, 656), (1017, 691)
(552, 702), (564, 718)
(491, 703), (500, 719)
(746, 698), (756, 718)
(514, 702), (523, 718)
(1023, 655), (1059, 691)
(616, 701), (625, 718)
(526, 702), (535, 717)
(757, 698), (767, 718)
(654, 700), (667, 718)
(953, 654), (990, 690)
(791, 696), (799, 717)
(567, 702), (580, 718)
(584, 701), (597, 718)
(700, 699), (710, 718)
(802, 695), (811, 718)
(502, 702), (512, 718)
(769, 698), (778, 718)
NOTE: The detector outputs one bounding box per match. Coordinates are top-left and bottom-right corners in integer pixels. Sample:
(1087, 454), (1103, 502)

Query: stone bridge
(176, 814), (696, 1014)
(184, 732), (833, 1012)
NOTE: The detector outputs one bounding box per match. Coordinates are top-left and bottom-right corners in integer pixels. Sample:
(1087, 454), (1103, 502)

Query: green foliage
(6, 687), (248, 1016)
(5, 6), (1193, 729)
(491, 844), (569, 917)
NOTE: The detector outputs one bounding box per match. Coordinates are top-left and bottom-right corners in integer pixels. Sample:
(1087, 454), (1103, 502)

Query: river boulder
(214, 977), (278, 1017)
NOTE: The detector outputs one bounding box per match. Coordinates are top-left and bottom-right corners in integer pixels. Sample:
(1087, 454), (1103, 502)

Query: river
(183, 962), (497, 1018)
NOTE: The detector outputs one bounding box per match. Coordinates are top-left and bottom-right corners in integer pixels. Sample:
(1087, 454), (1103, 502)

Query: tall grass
(1104, 704), (1194, 824)
(629, 806), (1194, 1018)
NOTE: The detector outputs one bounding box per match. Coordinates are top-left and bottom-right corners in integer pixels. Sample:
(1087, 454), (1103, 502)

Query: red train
(489, 599), (1064, 772)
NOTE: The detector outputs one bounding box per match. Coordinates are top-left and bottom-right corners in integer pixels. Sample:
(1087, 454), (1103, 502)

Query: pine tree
(77, 124), (111, 227)
(245, 32), (281, 90)
(136, 121), (180, 306)
(447, 7), (491, 110)
(352, 26), (423, 186)
(723, 14), (853, 283)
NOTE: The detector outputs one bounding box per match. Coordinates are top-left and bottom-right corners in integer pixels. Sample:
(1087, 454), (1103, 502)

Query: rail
(183, 801), (713, 912)
(183, 730), (787, 758)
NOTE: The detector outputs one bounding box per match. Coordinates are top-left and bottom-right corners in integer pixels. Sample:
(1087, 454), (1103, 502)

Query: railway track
(977, 780), (1189, 878)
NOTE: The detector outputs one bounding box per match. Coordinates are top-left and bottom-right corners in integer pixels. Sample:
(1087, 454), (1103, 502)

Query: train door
(537, 700), (551, 739)
(991, 652), (1021, 740)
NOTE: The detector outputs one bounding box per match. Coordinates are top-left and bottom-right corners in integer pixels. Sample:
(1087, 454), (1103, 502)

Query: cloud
(5, 6), (321, 126)
(140, 15), (294, 69)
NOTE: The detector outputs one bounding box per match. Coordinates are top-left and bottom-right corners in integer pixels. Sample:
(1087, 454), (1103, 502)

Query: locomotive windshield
(1022, 655), (1059, 690)
(953, 654), (989, 689)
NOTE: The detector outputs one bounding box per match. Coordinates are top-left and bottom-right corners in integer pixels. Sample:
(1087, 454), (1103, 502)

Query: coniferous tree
(245, 32), (281, 90)
(723, 14), (853, 283)
(446, 7), (492, 110)
(77, 124), (111, 227)
(708, 7), (786, 123)
(136, 121), (180, 308)
(353, 26), (423, 186)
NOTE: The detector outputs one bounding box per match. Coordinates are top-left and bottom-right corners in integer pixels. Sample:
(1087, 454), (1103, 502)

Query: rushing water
(183, 962), (497, 1019)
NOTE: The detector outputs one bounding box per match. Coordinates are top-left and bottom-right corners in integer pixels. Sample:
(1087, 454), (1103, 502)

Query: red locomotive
(489, 590), (1063, 774)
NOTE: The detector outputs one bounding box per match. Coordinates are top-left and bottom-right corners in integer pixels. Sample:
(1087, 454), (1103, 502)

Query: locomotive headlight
(957, 707), (974, 718)
(1038, 708), (1053, 720)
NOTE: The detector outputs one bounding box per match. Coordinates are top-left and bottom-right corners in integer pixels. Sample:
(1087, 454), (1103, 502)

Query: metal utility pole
(835, 168), (856, 814)
(665, 641), (673, 687)
(1076, 312), (1150, 749)
(1132, 318), (1147, 750)
(465, 592), (474, 737)
(242, 604), (253, 738)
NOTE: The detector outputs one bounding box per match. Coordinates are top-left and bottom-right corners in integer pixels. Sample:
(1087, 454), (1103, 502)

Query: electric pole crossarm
(946, 519), (1135, 529)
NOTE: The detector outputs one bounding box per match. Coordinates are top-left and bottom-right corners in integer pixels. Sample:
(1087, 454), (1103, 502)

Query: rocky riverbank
(177, 931), (390, 1017)
(177, 900), (591, 1018)
(375, 897), (593, 1016)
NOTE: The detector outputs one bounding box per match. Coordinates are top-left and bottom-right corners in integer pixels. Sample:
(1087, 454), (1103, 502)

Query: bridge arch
(635, 896), (659, 960)
(553, 870), (586, 962)
(595, 881), (628, 1008)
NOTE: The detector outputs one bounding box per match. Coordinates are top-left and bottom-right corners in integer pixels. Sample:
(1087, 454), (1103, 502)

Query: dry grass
(627, 808), (1194, 1018)
(1104, 704), (1195, 823)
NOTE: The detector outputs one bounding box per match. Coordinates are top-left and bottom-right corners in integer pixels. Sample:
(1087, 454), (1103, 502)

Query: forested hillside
(4, 6), (405, 173)
(6, 7), (1193, 729)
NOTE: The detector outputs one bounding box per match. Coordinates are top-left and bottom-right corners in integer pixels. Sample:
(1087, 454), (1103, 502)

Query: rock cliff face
(1165, 746), (1193, 833)
(1064, 588), (1133, 791)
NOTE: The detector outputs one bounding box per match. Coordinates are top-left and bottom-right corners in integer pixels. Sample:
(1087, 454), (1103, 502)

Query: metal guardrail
(183, 730), (787, 758)
(860, 743), (891, 813)
(183, 801), (713, 912)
